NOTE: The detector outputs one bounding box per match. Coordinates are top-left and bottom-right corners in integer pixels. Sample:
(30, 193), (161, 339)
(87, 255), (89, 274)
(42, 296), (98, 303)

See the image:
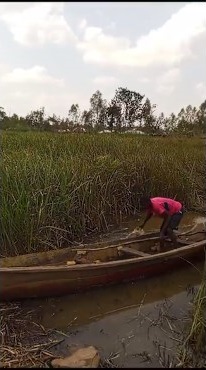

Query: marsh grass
(1, 132), (205, 256)
(0, 302), (65, 368)
(176, 257), (206, 368)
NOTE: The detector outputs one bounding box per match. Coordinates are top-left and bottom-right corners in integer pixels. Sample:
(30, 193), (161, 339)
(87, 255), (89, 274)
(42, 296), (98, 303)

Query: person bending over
(139, 197), (184, 252)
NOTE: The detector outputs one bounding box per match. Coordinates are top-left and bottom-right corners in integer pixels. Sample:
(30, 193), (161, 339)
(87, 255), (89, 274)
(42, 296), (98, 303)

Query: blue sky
(0, 2), (205, 118)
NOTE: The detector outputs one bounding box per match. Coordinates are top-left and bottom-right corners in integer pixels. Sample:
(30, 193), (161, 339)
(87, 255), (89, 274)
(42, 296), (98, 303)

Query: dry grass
(0, 302), (62, 368)
(175, 257), (206, 368)
(147, 259), (206, 368)
(0, 301), (119, 368)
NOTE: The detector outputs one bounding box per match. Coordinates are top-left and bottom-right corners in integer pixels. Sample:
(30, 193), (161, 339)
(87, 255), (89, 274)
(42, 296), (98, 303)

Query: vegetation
(176, 260), (206, 368)
(0, 302), (60, 368)
(0, 87), (206, 135)
(1, 87), (205, 257)
(0, 87), (205, 368)
(1, 131), (205, 257)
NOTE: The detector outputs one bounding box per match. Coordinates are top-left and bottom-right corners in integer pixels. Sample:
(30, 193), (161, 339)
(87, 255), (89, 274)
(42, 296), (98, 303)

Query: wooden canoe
(0, 229), (205, 301)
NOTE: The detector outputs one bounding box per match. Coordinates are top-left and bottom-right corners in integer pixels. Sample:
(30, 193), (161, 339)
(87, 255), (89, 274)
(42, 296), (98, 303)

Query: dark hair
(140, 196), (151, 209)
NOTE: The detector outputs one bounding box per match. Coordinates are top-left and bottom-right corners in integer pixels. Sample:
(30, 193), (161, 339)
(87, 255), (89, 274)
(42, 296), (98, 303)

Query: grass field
(1, 131), (205, 257)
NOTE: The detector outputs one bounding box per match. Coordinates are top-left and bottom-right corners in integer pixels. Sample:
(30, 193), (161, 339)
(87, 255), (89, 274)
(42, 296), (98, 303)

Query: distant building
(73, 126), (86, 133)
(98, 130), (112, 134)
(126, 128), (146, 135)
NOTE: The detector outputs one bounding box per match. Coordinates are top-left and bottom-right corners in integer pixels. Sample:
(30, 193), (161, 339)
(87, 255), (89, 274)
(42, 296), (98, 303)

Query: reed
(176, 257), (206, 368)
(1, 131), (205, 256)
(0, 302), (60, 368)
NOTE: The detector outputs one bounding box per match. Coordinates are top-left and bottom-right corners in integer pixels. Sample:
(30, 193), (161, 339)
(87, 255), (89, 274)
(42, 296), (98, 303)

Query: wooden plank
(176, 238), (191, 245)
(120, 247), (151, 257)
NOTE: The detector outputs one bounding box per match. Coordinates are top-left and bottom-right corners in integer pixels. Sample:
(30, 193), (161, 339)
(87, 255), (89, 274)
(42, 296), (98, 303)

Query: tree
(112, 87), (144, 128)
(175, 102), (206, 135)
(106, 101), (122, 132)
(0, 109), (30, 131)
(196, 100), (206, 134)
(155, 112), (166, 133)
(140, 98), (157, 133)
(0, 107), (6, 124)
(89, 90), (108, 130)
(163, 112), (178, 134)
(81, 110), (93, 131)
(90, 90), (102, 125)
(45, 114), (62, 131)
(176, 108), (190, 134)
(26, 107), (46, 130)
(68, 104), (80, 126)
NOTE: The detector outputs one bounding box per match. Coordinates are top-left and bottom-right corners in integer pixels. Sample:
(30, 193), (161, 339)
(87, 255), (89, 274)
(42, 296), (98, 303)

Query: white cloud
(106, 22), (116, 31)
(0, 63), (10, 75)
(77, 2), (206, 67)
(2, 66), (64, 86)
(0, 65), (78, 117)
(156, 68), (180, 95)
(0, 2), (77, 46)
(77, 26), (130, 63)
(138, 77), (150, 84)
(196, 82), (206, 100)
(0, 2), (33, 13)
(0, 3), (205, 118)
(93, 76), (118, 86)
(78, 18), (87, 30)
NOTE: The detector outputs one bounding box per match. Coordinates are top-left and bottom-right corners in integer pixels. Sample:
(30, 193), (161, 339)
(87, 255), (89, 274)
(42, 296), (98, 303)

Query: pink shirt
(149, 197), (182, 217)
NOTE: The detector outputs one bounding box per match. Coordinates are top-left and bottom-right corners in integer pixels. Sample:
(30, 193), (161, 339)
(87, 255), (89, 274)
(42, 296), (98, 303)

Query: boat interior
(0, 230), (205, 268)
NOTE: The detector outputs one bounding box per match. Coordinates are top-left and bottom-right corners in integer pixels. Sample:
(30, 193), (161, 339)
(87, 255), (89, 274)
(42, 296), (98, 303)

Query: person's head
(141, 196), (152, 210)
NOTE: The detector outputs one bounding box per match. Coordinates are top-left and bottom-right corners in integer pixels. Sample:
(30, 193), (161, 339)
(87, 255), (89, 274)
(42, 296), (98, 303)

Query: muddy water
(86, 211), (206, 243)
(21, 213), (205, 367)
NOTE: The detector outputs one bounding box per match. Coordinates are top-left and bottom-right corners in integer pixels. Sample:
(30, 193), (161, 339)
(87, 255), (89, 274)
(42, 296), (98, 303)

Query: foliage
(1, 88), (205, 135)
(1, 132), (205, 256)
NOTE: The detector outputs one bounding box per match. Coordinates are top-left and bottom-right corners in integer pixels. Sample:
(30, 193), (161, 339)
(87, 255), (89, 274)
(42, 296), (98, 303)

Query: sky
(0, 1), (206, 118)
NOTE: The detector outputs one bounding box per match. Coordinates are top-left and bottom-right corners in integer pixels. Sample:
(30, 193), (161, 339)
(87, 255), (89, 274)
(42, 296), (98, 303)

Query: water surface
(21, 213), (205, 367)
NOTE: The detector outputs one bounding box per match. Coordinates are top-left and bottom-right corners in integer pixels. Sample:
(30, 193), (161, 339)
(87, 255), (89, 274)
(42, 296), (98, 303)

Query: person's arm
(139, 210), (153, 229)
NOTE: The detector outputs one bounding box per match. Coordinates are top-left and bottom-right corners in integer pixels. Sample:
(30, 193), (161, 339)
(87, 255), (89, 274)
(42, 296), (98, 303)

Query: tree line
(1, 87), (205, 135)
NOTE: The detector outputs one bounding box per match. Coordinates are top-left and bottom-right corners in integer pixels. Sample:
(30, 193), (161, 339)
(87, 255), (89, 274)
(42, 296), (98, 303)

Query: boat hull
(1, 239), (205, 301)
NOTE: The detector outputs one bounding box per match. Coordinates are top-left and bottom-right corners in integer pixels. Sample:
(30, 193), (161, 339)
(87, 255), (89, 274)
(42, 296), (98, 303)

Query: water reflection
(23, 259), (203, 330)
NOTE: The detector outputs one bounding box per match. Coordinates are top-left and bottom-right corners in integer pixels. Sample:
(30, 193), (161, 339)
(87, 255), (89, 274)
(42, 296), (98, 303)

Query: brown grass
(0, 302), (61, 368)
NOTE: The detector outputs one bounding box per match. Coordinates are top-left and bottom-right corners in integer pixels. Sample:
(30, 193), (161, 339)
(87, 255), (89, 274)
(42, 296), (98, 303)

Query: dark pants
(161, 207), (184, 236)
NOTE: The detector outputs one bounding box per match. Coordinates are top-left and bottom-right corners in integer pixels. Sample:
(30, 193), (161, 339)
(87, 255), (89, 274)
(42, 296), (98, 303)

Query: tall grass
(1, 131), (205, 256)
(176, 257), (206, 367)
